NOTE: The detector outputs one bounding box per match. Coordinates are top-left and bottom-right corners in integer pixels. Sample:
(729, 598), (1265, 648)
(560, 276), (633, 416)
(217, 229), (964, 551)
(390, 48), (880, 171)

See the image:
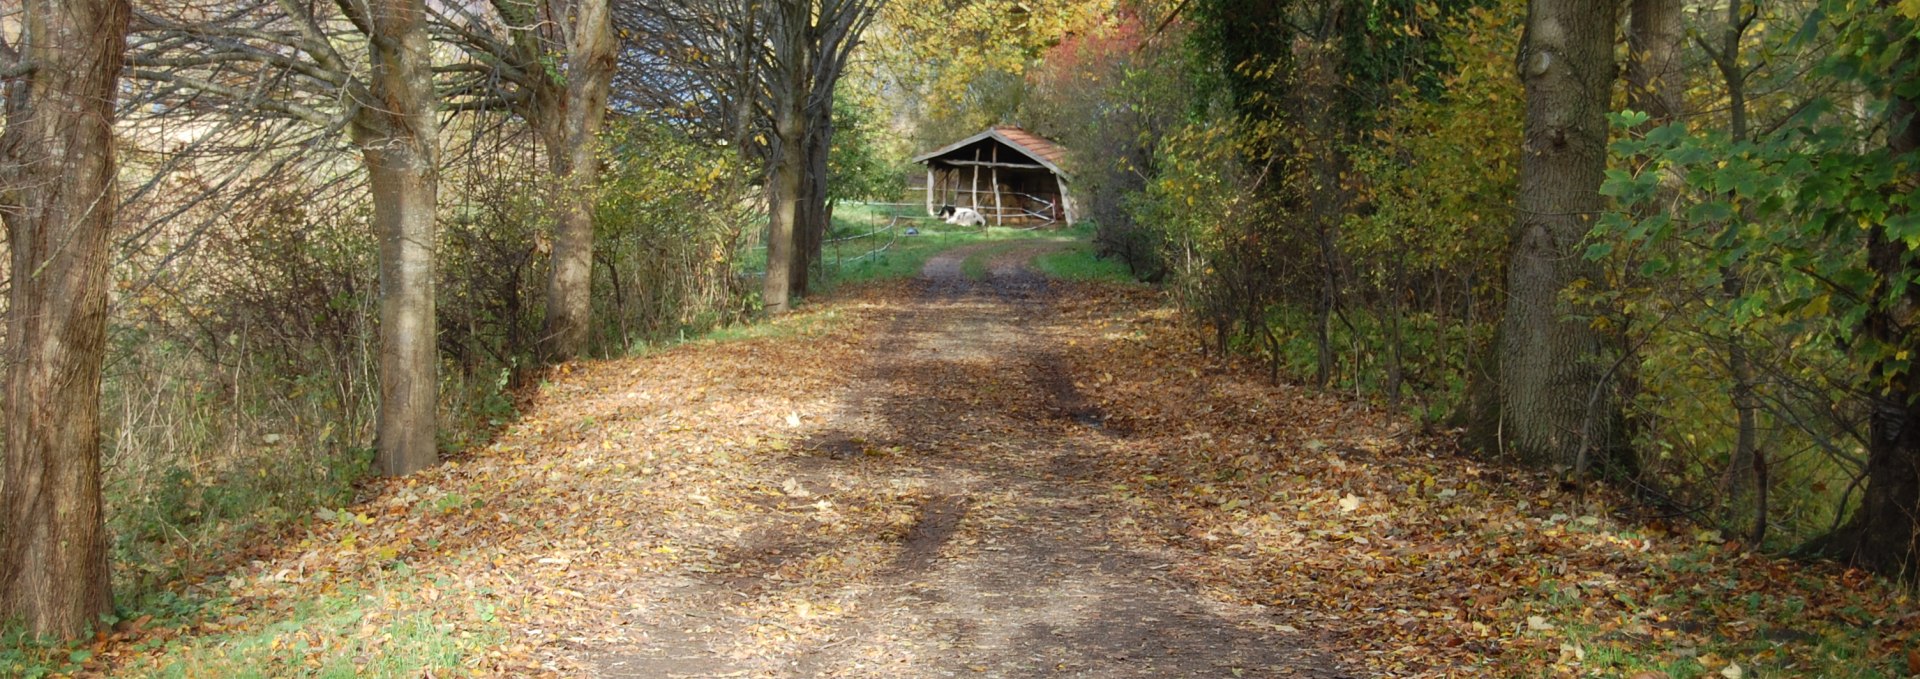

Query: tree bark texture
(537, 0), (618, 361)
(764, 95), (805, 314)
(353, 0), (441, 477)
(1493, 0), (1625, 470)
(793, 107), (834, 296)
(0, 0), (130, 638)
(762, 0), (811, 314)
(764, 135), (802, 314)
(1626, 0), (1684, 127)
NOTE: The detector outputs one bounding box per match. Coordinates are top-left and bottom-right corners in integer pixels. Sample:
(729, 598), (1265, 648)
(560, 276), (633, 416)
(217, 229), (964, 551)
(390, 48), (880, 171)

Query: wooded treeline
(0, 0), (891, 637)
(884, 0), (1920, 580)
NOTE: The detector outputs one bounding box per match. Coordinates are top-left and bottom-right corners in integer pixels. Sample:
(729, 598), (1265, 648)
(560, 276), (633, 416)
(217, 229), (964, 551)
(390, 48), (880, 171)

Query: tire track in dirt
(596, 240), (1349, 678)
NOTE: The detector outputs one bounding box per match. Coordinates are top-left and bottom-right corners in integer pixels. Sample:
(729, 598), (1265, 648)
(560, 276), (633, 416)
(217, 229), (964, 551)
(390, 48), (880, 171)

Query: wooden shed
(913, 125), (1075, 227)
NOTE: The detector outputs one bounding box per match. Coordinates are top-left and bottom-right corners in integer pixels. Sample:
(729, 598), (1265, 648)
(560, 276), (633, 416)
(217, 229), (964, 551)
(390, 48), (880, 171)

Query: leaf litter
(80, 248), (1917, 678)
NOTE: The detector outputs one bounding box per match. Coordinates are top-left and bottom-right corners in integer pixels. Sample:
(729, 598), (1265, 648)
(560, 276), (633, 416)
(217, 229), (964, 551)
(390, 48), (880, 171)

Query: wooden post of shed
(925, 165), (935, 216)
(969, 148), (981, 212)
(991, 145), (1003, 226)
(1056, 175), (1073, 226)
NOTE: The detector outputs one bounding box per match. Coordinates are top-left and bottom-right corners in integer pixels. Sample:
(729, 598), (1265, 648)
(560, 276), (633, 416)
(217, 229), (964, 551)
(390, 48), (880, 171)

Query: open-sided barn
(913, 126), (1076, 227)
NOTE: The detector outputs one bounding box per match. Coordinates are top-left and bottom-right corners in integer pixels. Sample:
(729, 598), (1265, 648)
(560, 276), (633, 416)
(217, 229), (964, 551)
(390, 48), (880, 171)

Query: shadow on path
(596, 242), (1349, 678)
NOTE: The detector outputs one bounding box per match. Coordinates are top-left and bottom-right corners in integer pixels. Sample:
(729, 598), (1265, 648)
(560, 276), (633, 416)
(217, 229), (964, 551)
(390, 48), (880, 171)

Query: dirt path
(595, 242), (1347, 678)
(88, 237), (1913, 678)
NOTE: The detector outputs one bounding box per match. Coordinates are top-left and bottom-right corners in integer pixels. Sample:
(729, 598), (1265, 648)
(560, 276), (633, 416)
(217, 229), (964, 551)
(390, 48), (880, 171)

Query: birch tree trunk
(0, 0), (130, 638)
(352, 0), (441, 476)
(1493, 0), (1625, 470)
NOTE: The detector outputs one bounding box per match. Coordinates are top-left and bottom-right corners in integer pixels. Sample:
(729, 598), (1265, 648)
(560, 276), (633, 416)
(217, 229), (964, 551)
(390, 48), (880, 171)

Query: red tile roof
(912, 126), (1071, 179)
(990, 125), (1068, 172)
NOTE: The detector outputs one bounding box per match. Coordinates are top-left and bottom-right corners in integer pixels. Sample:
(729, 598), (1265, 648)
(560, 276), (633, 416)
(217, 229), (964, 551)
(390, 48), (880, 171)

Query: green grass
(828, 202), (895, 232)
(136, 579), (491, 679)
(962, 249), (991, 280)
(816, 224), (1058, 288)
(751, 202), (1110, 290)
(2, 572), (500, 678)
(1031, 240), (1138, 283)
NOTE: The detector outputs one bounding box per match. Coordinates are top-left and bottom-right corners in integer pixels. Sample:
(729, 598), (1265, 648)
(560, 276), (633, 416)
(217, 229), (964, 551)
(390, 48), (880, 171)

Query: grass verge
(817, 225), (1057, 288)
(3, 571), (502, 678)
(1031, 240), (1137, 283)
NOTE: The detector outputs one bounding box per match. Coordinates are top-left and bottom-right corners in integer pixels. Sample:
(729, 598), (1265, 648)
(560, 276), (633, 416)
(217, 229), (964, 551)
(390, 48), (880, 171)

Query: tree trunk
(1387, 244), (1407, 408)
(970, 149), (981, 212)
(1626, 0), (1683, 126)
(792, 106), (833, 297)
(539, 0), (617, 362)
(1313, 298), (1333, 388)
(1300, 41), (1348, 393)
(1811, 9), (1920, 576)
(730, 0), (761, 155)
(1491, 0), (1625, 471)
(0, 0), (130, 638)
(763, 0), (810, 314)
(1708, 0), (1765, 542)
(764, 95), (805, 314)
(353, 0), (440, 477)
(1609, 0), (1684, 492)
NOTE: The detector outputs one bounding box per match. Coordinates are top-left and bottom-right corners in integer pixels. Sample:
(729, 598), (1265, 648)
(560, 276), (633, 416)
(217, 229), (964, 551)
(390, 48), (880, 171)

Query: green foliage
(1586, 0), (1919, 541)
(2, 624), (94, 678)
(1187, 0), (1297, 118)
(828, 93), (908, 202)
(1343, 1), (1520, 278)
(1188, 0), (1468, 125)
(1058, 0), (1495, 404)
(1590, 103), (1887, 537)
(872, 0), (1118, 144)
(1024, 5), (1192, 281)
(1131, 114), (1290, 305)
(593, 119), (757, 350)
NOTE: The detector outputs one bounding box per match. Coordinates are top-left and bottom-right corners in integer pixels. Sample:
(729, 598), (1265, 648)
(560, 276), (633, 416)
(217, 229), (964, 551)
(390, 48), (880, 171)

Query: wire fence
(921, 189), (1061, 227)
(825, 201), (925, 270)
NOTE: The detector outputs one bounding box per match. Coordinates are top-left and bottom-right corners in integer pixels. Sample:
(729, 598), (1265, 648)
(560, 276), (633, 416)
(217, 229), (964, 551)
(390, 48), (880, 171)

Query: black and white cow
(938, 205), (985, 227)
